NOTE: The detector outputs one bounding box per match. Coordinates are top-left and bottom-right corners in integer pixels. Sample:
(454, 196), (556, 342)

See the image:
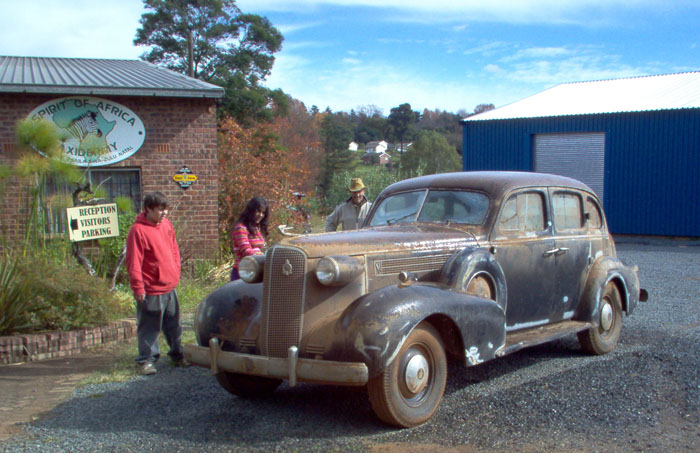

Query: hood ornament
(282, 259), (293, 276)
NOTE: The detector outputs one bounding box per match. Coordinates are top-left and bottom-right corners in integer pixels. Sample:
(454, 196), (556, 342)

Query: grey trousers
(135, 289), (184, 364)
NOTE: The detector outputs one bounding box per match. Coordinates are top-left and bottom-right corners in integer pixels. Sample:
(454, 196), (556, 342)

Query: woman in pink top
(231, 197), (269, 280)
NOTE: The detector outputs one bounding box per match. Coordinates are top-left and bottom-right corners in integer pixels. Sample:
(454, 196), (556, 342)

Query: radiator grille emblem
(282, 259), (293, 276)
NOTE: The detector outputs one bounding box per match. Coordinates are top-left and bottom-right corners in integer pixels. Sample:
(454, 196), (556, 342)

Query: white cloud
(0, 0), (145, 59)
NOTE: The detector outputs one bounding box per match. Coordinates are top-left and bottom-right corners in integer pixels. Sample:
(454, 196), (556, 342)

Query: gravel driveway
(2, 240), (698, 452)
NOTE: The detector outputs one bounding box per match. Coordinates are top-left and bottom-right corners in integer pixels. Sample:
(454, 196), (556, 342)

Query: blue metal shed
(461, 72), (700, 237)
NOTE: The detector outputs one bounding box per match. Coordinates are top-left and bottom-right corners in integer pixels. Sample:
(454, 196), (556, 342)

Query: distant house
(362, 151), (391, 166)
(365, 140), (388, 154)
(389, 142), (412, 153)
(348, 141), (358, 151)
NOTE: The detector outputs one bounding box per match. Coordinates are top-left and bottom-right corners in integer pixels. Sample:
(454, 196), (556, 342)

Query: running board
(496, 320), (592, 357)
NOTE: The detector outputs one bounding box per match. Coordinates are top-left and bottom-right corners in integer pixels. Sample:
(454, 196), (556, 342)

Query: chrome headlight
(315, 255), (363, 286)
(239, 255), (265, 283)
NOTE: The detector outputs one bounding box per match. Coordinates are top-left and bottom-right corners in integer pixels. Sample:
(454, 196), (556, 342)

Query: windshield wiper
(386, 212), (417, 225)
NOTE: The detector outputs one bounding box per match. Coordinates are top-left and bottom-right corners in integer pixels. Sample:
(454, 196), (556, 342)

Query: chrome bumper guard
(184, 338), (369, 387)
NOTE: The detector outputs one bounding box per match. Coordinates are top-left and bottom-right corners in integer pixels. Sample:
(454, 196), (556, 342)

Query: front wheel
(367, 322), (447, 428)
(578, 282), (623, 355)
(216, 372), (282, 397)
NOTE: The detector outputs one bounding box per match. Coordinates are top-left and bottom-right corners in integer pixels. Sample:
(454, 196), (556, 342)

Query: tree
(473, 103), (495, 115)
(318, 113), (357, 199)
(271, 98), (321, 194)
(218, 116), (309, 247)
(134, 0), (285, 123)
(14, 118), (134, 285)
(400, 130), (461, 177)
(386, 103), (419, 152)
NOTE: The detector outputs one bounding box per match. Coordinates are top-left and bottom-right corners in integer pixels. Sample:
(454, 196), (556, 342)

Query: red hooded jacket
(126, 212), (181, 296)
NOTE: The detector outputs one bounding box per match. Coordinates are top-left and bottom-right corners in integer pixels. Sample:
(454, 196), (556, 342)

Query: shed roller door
(534, 132), (605, 201)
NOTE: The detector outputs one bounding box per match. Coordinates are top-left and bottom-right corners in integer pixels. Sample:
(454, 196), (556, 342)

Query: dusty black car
(185, 171), (647, 427)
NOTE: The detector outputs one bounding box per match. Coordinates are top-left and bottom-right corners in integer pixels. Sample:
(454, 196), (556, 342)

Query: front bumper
(184, 338), (369, 386)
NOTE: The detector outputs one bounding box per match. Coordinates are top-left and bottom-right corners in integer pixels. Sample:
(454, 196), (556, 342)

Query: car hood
(278, 224), (480, 259)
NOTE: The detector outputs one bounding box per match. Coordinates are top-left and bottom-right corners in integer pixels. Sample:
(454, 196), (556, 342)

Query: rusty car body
(184, 171), (647, 427)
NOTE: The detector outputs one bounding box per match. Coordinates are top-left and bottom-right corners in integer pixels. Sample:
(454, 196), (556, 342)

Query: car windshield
(368, 190), (489, 226)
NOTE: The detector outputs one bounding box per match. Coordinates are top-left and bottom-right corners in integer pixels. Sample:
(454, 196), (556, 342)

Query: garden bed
(0, 319), (136, 364)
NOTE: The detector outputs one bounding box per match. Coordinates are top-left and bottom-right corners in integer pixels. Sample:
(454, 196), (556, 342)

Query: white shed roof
(465, 71), (700, 122)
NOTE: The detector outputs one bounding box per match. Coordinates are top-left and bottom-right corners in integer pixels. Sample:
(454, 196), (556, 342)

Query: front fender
(329, 283), (506, 378)
(193, 280), (263, 351)
(440, 247), (508, 312)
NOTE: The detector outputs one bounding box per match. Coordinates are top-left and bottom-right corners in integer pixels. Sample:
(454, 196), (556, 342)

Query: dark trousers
(135, 289), (184, 364)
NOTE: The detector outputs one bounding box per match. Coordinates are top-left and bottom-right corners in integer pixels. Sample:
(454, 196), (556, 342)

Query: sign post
(66, 203), (120, 242)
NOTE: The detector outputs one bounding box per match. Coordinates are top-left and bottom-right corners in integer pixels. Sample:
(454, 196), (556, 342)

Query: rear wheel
(216, 372), (282, 397)
(367, 323), (447, 428)
(578, 282), (623, 355)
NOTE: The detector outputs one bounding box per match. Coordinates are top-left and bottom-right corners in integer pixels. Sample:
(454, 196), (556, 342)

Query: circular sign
(27, 96), (146, 167)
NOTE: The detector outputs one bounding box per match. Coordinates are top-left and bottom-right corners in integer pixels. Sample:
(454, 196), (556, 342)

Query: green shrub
(16, 255), (131, 332)
(0, 254), (40, 335)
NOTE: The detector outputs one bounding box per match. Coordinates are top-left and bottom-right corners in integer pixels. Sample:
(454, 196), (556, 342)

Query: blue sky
(1, 0), (699, 115)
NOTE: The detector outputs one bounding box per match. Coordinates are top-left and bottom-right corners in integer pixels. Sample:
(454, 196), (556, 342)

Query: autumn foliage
(218, 114), (316, 251)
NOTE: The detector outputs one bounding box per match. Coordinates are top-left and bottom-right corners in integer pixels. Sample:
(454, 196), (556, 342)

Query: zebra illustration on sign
(53, 107), (115, 162)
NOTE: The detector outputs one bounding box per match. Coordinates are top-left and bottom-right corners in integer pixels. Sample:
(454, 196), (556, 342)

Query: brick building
(0, 56), (224, 259)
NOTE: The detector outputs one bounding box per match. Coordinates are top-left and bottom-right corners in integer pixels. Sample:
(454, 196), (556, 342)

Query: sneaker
(173, 358), (191, 368)
(140, 362), (157, 375)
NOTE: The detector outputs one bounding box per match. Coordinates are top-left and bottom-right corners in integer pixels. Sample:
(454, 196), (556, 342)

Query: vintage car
(184, 171), (647, 428)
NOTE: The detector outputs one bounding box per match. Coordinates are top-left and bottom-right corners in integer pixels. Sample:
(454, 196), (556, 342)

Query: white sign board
(66, 203), (119, 242)
(28, 97), (146, 167)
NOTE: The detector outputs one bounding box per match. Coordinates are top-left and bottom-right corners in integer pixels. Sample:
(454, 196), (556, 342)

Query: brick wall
(0, 319), (136, 364)
(0, 93), (219, 259)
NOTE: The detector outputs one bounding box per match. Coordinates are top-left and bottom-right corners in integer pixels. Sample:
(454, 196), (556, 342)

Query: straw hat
(348, 178), (366, 192)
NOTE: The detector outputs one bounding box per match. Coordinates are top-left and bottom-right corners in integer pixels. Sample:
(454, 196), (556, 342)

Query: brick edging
(0, 319), (137, 364)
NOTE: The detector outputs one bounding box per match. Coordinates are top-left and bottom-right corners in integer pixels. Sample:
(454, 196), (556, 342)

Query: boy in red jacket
(126, 192), (189, 375)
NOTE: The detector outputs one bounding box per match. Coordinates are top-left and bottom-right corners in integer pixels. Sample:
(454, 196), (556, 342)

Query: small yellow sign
(66, 203), (119, 242)
(173, 165), (198, 189)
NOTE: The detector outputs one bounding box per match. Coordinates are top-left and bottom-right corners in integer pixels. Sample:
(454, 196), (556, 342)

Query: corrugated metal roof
(0, 56), (224, 98)
(465, 71), (700, 121)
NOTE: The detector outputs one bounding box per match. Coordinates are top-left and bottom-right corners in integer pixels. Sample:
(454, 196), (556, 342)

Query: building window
(44, 169), (141, 235)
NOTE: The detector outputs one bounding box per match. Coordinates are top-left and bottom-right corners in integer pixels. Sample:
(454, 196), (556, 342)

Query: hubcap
(404, 354), (429, 394)
(600, 302), (613, 331)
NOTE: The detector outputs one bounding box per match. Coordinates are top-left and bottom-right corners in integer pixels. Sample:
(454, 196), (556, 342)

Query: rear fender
(575, 256), (643, 325)
(331, 283), (506, 378)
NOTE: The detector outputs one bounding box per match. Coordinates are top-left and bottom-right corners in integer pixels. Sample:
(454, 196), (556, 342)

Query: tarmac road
(0, 239), (698, 452)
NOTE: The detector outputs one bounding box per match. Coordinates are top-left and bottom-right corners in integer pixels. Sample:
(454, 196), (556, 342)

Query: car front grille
(260, 246), (307, 358)
(374, 254), (452, 276)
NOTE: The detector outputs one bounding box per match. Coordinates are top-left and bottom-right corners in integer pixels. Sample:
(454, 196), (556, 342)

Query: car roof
(377, 171), (595, 200)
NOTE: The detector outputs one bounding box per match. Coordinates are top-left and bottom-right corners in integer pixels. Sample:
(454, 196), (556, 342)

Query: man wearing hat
(325, 177), (372, 231)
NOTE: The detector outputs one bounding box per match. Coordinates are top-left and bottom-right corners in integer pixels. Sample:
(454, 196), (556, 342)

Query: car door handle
(544, 247), (569, 257)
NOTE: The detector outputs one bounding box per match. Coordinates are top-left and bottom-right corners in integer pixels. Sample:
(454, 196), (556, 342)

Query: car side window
(585, 197), (603, 230)
(499, 192), (546, 232)
(553, 192), (584, 231)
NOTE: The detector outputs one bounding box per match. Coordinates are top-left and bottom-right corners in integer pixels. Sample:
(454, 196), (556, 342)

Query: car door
(490, 188), (557, 330)
(549, 189), (610, 321)
(549, 189), (590, 321)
